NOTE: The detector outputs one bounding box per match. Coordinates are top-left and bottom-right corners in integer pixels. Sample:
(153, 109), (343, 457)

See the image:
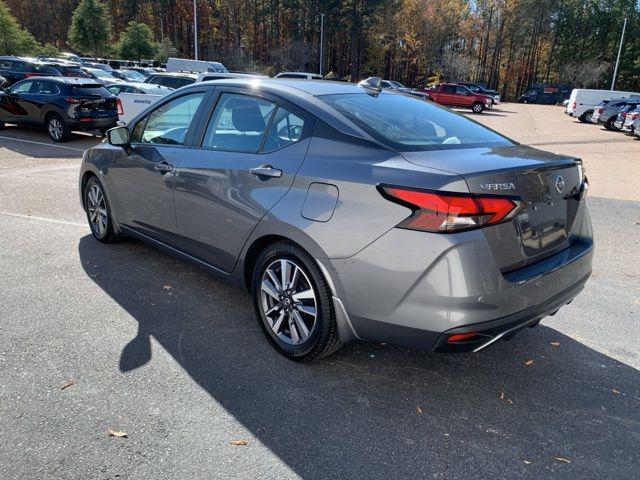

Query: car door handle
(153, 162), (173, 173)
(250, 165), (282, 179)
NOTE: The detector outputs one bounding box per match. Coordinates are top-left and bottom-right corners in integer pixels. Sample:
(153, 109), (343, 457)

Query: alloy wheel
(48, 118), (64, 141)
(86, 183), (108, 237)
(260, 258), (317, 345)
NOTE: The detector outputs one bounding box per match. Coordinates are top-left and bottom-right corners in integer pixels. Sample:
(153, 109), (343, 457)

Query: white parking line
(0, 211), (87, 227)
(0, 135), (86, 152)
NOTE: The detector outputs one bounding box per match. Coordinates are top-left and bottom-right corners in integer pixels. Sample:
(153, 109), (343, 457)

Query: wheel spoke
(261, 279), (279, 301)
(292, 289), (314, 302)
(292, 310), (310, 339)
(297, 305), (316, 318)
(265, 304), (280, 316)
(280, 259), (291, 289)
(290, 266), (300, 290)
(289, 319), (300, 343)
(271, 311), (285, 333)
(266, 269), (282, 291)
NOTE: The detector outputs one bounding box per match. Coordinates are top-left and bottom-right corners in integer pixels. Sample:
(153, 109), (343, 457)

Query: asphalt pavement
(1, 105), (639, 479)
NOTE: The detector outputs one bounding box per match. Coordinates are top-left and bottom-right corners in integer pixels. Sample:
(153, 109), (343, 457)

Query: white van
(165, 57), (228, 74)
(565, 89), (640, 122)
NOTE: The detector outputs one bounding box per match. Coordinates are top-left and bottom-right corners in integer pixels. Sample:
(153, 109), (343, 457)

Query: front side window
(320, 92), (512, 151)
(202, 93), (276, 153)
(262, 107), (305, 151)
(137, 92), (205, 145)
(456, 86), (470, 95)
(32, 80), (59, 94)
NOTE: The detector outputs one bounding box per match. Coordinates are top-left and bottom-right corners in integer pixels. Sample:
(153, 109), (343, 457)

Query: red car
(420, 83), (493, 113)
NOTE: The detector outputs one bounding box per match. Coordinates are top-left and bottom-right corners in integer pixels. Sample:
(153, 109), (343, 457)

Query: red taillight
(65, 97), (82, 104)
(116, 98), (123, 116)
(448, 332), (478, 343)
(379, 186), (522, 233)
(597, 107), (604, 114)
(572, 101), (576, 110)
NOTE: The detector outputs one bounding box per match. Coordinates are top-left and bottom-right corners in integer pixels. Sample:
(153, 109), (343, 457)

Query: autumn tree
(0, 0), (39, 55)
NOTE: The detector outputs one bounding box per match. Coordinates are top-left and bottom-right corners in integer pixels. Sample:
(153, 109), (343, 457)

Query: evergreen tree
(115, 21), (157, 61)
(68, 0), (111, 56)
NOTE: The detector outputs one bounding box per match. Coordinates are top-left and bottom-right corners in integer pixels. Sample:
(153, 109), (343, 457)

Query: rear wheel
(604, 117), (616, 130)
(252, 242), (340, 361)
(471, 102), (484, 113)
(47, 113), (70, 142)
(84, 176), (120, 243)
(579, 110), (593, 123)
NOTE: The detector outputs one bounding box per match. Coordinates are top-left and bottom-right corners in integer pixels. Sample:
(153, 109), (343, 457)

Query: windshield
(120, 70), (146, 81)
(320, 92), (512, 151)
(87, 69), (113, 79)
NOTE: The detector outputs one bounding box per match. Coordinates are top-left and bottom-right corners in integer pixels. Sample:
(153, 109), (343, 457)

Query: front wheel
(252, 242), (341, 361)
(84, 176), (120, 243)
(47, 114), (70, 142)
(579, 111), (593, 123)
(471, 102), (484, 113)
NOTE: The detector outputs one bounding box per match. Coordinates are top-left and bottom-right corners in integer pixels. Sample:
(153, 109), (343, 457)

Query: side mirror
(107, 126), (130, 147)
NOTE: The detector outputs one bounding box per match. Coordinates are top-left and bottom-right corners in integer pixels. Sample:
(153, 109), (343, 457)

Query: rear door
(173, 88), (313, 272)
(0, 80), (35, 124)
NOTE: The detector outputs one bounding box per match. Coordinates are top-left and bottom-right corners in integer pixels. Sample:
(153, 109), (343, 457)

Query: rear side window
(32, 80), (60, 94)
(320, 92), (512, 151)
(202, 93), (275, 152)
(73, 86), (110, 96)
(33, 65), (61, 75)
(262, 107), (305, 151)
(137, 92), (205, 145)
(0, 60), (12, 69)
(442, 85), (457, 93)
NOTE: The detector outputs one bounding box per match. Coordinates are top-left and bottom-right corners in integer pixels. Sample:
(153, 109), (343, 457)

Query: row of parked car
(565, 88), (640, 140)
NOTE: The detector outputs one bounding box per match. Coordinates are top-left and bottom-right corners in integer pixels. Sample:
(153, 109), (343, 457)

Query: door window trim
(191, 86), (314, 155)
(129, 88), (212, 149)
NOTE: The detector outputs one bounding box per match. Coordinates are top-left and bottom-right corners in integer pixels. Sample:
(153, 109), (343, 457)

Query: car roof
(151, 72), (198, 79)
(107, 81), (171, 92)
(26, 76), (103, 86)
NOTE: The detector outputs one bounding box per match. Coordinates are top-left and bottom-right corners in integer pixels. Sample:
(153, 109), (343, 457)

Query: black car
(43, 61), (91, 78)
(459, 82), (501, 105)
(0, 56), (62, 87)
(518, 83), (571, 104)
(0, 77), (118, 142)
(144, 72), (197, 89)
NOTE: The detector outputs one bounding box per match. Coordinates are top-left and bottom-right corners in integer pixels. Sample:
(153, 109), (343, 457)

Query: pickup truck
(420, 83), (492, 113)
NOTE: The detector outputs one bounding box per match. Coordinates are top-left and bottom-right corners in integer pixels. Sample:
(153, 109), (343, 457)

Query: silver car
(79, 79), (593, 361)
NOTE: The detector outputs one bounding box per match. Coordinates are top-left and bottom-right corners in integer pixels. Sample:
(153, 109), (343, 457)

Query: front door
(0, 80), (34, 124)
(173, 90), (311, 272)
(108, 90), (208, 246)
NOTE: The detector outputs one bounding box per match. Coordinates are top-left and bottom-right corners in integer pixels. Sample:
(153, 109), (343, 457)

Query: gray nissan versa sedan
(79, 79), (593, 361)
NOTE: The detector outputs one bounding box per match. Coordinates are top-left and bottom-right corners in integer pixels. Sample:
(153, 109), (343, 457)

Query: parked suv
(420, 83), (492, 113)
(0, 77), (118, 142)
(459, 82), (501, 105)
(596, 98), (640, 130)
(0, 56), (62, 87)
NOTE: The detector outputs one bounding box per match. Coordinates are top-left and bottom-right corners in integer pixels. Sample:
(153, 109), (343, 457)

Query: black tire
(46, 113), (71, 142)
(579, 110), (593, 123)
(251, 241), (341, 361)
(83, 176), (120, 243)
(604, 117), (616, 130)
(0, 119), (5, 129)
(471, 101), (484, 113)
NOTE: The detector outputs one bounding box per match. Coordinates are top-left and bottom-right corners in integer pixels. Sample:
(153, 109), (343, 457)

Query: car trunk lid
(402, 145), (585, 271)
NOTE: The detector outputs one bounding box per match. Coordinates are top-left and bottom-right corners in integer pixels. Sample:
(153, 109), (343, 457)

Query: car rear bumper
(326, 210), (593, 352)
(67, 116), (117, 130)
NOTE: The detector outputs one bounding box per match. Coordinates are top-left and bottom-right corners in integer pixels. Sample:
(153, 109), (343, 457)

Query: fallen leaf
(163, 285), (172, 290)
(61, 380), (75, 391)
(554, 457), (571, 464)
(230, 440), (248, 446)
(550, 341), (560, 347)
(107, 429), (128, 438)
(416, 406), (423, 414)
(523, 359), (534, 366)
(499, 391), (513, 404)
(611, 389), (621, 395)
(524, 460), (531, 465)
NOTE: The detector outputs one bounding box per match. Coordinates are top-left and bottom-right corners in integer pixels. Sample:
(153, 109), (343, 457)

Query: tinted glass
(320, 92), (511, 151)
(262, 107), (305, 151)
(106, 85), (121, 95)
(73, 86), (110, 96)
(140, 92), (205, 145)
(32, 80), (59, 94)
(62, 67), (90, 77)
(33, 65), (61, 75)
(202, 93), (276, 152)
(456, 86), (470, 95)
(0, 60), (12, 69)
(10, 81), (34, 93)
(442, 85), (456, 93)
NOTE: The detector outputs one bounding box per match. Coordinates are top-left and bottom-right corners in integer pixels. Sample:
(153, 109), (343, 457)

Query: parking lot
(1, 103), (639, 479)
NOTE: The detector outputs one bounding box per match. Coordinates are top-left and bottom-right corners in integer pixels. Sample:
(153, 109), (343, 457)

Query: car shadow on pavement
(78, 235), (640, 480)
(0, 125), (101, 158)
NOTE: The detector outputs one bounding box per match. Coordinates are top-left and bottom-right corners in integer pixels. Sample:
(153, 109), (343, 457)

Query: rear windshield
(61, 67), (90, 77)
(320, 92), (512, 151)
(73, 86), (111, 96)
